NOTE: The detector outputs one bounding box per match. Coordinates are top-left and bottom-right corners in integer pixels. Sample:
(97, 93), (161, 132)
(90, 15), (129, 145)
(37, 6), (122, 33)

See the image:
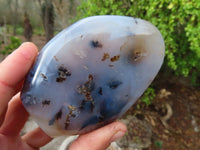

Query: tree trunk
(42, 0), (54, 42)
(3, 17), (8, 45)
(12, 0), (18, 35)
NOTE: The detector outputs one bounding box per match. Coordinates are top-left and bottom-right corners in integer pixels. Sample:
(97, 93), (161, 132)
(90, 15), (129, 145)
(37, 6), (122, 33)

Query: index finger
(0, 42), (38, 119)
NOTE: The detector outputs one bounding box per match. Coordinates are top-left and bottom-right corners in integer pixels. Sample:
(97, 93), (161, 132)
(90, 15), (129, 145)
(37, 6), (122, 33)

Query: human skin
(0, 42), (127, 150)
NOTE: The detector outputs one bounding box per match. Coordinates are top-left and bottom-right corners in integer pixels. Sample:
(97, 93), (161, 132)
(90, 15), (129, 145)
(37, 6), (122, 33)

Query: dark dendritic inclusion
(108, 80), (122, 89)
(77, 79), (124, 130)
(80, 97), (127, 130)
(56, 66), (71, 82)
(48, 75), (125, 131)
(90, 40), (103, 48)
(42, 100), (51, 106)
(98, 87), (103, 95)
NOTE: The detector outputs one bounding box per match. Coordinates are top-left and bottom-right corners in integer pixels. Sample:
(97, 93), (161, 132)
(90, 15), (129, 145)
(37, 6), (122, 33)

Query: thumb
(69, 121), (127, 150)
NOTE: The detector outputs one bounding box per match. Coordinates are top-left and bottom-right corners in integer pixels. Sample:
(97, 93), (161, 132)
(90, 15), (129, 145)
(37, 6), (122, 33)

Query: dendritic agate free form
(21, 16), (165, 137)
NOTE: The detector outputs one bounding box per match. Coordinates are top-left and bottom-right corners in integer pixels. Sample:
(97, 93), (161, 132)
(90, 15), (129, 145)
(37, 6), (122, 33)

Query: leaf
(167, 3), (174, 9)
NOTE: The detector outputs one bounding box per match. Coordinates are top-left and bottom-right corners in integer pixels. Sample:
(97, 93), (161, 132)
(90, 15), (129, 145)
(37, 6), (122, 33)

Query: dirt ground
(19, 35), (47, 51)
(1, 35), (200, 150)
(125, 73), (200, 150)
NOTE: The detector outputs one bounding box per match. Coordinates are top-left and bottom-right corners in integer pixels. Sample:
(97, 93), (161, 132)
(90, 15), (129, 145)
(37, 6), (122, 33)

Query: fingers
(0, 42), (38, 119)
(22, 127), (52, 148)
(0, 93), (29, 136)
(69, 121), (127, 150)
(0, 92), (52, 148)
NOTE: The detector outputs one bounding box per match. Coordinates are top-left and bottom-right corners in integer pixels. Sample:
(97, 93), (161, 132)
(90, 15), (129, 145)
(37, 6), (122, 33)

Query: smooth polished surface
(21, 15), (165, 137)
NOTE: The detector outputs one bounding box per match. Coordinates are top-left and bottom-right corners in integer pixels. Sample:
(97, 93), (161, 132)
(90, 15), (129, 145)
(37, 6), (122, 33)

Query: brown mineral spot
(68, 105), (76, 111)
(110, 55), (120, 62)
(65, 115), (70, 129)
(54, 56), (59, 61)
(120, 35), (147, 64)
(64, 106), (77, 129)
(109, 64), (114, 67)
(65, 122), (69, 129)
(88, 74), (93, 81)
(77, 74), (94, 102)
(101, 53), (110, 61)
(133, 50), (142, 61)
(127, 48), (147, 63)
(76, 75), (95, 112)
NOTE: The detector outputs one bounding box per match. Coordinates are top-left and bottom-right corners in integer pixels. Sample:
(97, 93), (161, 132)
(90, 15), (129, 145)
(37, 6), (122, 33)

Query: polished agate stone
(21, 15), (165, 137)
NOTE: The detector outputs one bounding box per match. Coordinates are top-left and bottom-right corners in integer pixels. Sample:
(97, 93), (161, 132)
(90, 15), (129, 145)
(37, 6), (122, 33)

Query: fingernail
(20, 42), (28, 47)
(19, 42), (34, 60)
(110, 131), (126, 142)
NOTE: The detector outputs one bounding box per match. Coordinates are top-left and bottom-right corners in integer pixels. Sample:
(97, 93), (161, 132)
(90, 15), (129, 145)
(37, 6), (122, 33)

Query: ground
(123, 74), (200, 150)
(1, 35), (200, 150)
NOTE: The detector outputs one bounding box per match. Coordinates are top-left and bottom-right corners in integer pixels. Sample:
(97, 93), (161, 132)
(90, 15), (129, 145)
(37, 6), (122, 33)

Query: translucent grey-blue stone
(21, 15), (165, 137)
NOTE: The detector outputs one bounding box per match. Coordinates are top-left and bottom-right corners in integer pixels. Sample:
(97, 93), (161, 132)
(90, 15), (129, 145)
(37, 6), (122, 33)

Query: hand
(0, 42), (127, 150)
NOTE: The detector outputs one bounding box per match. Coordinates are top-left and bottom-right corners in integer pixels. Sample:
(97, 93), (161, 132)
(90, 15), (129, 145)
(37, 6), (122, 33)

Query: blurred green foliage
(77, 0), (200, 85)
(3, 25), (24, 35)
(16, 26), (24, 35)
(155, 140), (163, 148)
(1, 36), (21, 55)
(34, 27), (45, 36)
(141, 87), (156, 105)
